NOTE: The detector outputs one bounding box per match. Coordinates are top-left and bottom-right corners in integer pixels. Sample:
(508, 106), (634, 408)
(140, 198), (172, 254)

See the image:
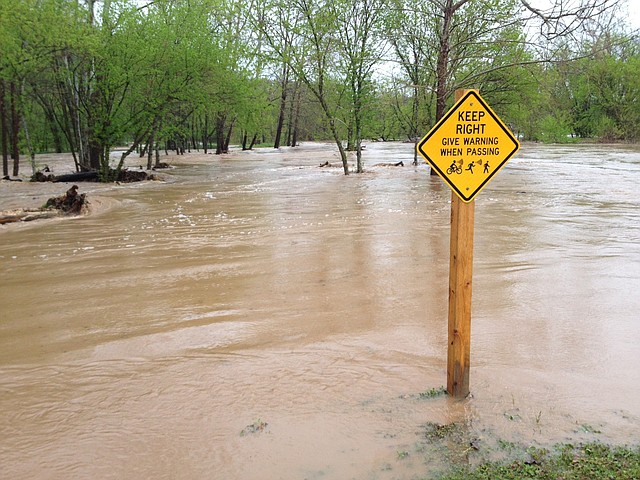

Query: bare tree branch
(520, 0), (624, 40)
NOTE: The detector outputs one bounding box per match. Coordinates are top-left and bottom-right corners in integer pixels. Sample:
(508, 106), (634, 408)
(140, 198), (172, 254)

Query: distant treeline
(0, 0), (638, 177)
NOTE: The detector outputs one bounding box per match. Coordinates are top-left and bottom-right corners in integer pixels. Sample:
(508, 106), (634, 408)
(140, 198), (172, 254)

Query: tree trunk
(215, 113), (226, 154)
(412, 83), (420, 165)
(326, 115), (348, 175)
(346, 121), (355, 151)
(355, 115), (363, 173)
(87, 0), (96, 25)
(291, 86), (302, 148)
(45, 107), (64, 153)
(274, 63), (289, 149)
(0, 80), (8, 177)
(433, 1), (454, 175)
(316, 84), (348, 173)
(88, 140), (101, 171)
(248, 133), (258, 150)
(49, 58), (80, 171)
(353, 76), (364, 173)
(147, 132), (154, 170)
(21, 112), (36, 175)
(87, 78), (102, 170)
(117, 125), (153, 172)
(190, 117), (197, 152)
(59, 53), (86, 172)
(18, 80), (36, 174)
(10, 82), (20, 177)
(224, 118), (235, 153)
(203, 112), (209, 154)
(285, 81), (299, 146)
(241, 130), (248, 150)
(146, 118), (159, 170)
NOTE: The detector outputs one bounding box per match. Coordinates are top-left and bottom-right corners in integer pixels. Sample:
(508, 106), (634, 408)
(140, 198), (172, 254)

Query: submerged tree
(255, 0), (351, 173)
(332, 0), (386, 173)
(255, 0), (388, 174)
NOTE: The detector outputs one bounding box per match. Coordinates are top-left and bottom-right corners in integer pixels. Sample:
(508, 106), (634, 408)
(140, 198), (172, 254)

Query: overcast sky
(627, 3), (640, 29)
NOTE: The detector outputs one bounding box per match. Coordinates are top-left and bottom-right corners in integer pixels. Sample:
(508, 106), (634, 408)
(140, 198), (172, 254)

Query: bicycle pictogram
(446, 160), (462, 175)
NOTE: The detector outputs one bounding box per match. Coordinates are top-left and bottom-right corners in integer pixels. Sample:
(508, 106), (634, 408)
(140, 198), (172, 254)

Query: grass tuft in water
(417, 386), (448, 399)
(397, 449), (410, 460)
(240, 418), (268, 436)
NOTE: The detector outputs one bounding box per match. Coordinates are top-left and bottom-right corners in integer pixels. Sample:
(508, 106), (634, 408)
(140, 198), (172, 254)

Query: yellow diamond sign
(417, 90), (520, 203)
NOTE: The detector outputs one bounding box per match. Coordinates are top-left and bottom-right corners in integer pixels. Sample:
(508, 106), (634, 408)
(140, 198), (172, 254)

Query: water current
(1, 142), (639, 479)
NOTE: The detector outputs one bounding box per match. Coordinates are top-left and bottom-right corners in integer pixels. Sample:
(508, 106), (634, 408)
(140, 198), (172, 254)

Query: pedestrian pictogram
(417, 90), (519, 203)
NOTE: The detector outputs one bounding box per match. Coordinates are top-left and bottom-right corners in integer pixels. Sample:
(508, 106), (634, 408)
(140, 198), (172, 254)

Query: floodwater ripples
(1, 142), (640, 479)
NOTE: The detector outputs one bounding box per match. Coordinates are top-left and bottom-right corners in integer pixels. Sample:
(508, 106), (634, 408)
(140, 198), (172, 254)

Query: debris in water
(0, 185), (88, 225)
(240, 419), (268, 436)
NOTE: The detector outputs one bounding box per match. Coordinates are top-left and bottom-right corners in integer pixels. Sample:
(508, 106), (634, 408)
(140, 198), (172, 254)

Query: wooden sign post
(447, 89), (475, 398)
(447, 184), (474, 397)
(416, 89), (520, 398)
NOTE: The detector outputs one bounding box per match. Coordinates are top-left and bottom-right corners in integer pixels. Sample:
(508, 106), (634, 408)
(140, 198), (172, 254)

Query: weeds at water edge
(437, 442), (640, 480)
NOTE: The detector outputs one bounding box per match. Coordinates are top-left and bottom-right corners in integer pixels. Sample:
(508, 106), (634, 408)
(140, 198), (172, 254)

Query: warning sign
(417, 90), (519, 202)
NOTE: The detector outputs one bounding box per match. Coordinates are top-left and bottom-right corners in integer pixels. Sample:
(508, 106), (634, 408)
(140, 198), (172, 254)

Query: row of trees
(0, 0), (637, 178)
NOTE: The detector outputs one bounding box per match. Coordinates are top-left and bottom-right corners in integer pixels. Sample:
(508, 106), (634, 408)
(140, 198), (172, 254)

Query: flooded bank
(1, 142), (639, 479)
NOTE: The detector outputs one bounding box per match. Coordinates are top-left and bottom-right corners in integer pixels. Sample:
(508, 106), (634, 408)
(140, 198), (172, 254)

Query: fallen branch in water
(0, 185), (88, 225)
(375, 161), (404, 167)
(0, 209), (61, 225)
(31, 169), (156, 183)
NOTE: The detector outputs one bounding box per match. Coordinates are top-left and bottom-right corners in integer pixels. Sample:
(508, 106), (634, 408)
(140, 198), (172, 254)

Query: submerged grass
(402, 388), (640, 479)
(418, 386), (448, 399)
(438, 442), (640, 480)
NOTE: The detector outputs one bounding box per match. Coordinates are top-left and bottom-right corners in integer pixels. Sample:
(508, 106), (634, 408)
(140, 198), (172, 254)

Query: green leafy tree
(383, 0), (439, 164)
(384, 0), (625, 162)
(331, 0), (386, 172)
(570, 31), (640, 141)
(255, 0), (352, 173)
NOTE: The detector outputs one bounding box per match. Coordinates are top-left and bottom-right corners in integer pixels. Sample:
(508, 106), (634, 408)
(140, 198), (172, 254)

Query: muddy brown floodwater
(1, 142), (639, 479)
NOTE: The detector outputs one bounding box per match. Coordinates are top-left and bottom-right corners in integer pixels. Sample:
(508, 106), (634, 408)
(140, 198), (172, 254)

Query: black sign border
(417, 91), (520, 202)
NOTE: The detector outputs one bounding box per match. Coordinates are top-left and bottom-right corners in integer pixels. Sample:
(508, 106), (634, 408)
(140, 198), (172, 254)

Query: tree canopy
(0, 0), (637, 177)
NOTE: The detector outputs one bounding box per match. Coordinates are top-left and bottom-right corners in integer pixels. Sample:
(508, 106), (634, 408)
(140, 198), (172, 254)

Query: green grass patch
(438, 442), (640, 480)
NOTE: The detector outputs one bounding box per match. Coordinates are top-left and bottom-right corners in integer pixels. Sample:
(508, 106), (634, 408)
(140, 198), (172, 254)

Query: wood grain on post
(447, 89), (476, 398)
